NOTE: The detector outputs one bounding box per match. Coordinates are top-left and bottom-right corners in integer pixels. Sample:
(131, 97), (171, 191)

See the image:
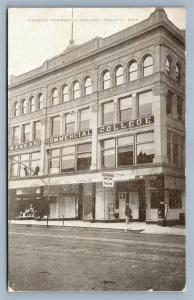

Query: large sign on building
(98, 116), (154, 134)
(45, 129), (92, 144)
(9, 140), (41, 152)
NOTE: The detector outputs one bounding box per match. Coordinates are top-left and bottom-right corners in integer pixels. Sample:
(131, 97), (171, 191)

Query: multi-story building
(8, 8), (185, 224)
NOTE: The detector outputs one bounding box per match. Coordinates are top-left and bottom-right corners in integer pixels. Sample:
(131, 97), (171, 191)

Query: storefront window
(22, 123), (30, 142)
(169, 190), (182, 208)
(79, 108), (90, 130)
(77, 143), (92, 171)
(12, 126), (20, 145)
(117, 136), (134, 166)
(101, 139), (115, 168)
(138, 90), (152, 117)
(33, 121), (41, 140)
(51, 116), (60, 137)
(119, 96), (132, 121)
(20, 154), (30, 177)
(102, 101), (114, 125)
(49, 149), (60, 174)
(65, 113), (75, 133)
(61, 146), (75, 172)
(172, 132), (179, 164)
(137, 132), (154, 164)
(31, 152), (40, 176)
(10, 155), (19, 177)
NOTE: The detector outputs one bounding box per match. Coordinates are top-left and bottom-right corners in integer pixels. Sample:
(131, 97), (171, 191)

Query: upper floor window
(175, 64), (181, 82)
(165, 57), (171, 75)
(77, 143), (92, 171)
(115, 66), (124, 86)
(49, 149), (60, 174)
(10, 156), (19, 178)
(138, 90), (153, 117)
(51, 116), (60, 137)
(136, 131), (154, 164)
(177, 96), (183, 120)
(79, 108), (90, 130)
(129, 61), (138, 81)
(143, 55), (153, 77)
(37, 94), (43, 110)
(21, 99), (27, 115)
(65, 112), (75, 133)
(101, 139), (115, 169)
(33, 120), (41, 140)
(61, 146), (75, 173)
(73, 81), (80, 99)
(22, 123), (30, 142)
(51, 88), (59, 106)
(117, 136), (134, 167)
(102, 101), (114, 125)
(84, 77), (92, 95)
(119, 96), (132, 121)
(102, 70), (111, 90)
(166, 91), (173, 117)
(62, 85), (69, 102)
(12, 126), (20, 145)
(29, 96), (36, 113)
(13, 102), (19, 117)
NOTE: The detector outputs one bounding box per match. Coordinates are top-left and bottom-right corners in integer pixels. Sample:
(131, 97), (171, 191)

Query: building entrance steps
(9, 219), (185, 235)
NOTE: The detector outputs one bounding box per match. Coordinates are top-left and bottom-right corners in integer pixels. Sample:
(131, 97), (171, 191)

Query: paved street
(8, 224), (185, 291)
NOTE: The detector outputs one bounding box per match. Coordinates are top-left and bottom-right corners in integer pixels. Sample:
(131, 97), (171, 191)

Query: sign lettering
(9, 140), (41, 152)
(45, 129), (92, 144)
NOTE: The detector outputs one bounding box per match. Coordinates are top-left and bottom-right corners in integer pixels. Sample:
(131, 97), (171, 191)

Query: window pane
(143, 56), (153, 77)
(103, 101), (114, 124)
(30, 97), (36, 112)
(177, 97), (183, 120)
(23, 124), (30, 142)
(120, 97), (132, 121)
(172, 132), (179, 164)
(80, 109), (90, 130)
(103, 71), (110, 90)
(63, 86), (69, 102)
(77, 155), (91, 170)
(77, 143), (92, 153)
(14, 102), (19, 116)
(166, 91), (173, 116)
(31, 152), (40, 160)
(103, 139), (115, 149)
(12, 126), (20, 144)
(65, 113), (75, 133)
(137, 131), (154, 143)
(52, 89), (59, 106)
(62, 146), (75, 155)
(103, 149), (115, 168)
(167, 130), (172, 163)
(38, 94), (44, 109)
(49, 157), (60, 174)
(118, 136), (133, 146)
(22, 99), (27, 114)
(73, 82), (80, 99)
(85, 77), (92, 95)
(116, 67), (123, 85)
(34, 121), (41, 140)
(51, 149), (60, 157)
(11, 156), (19, 177)
(137, 143), (154, 164)
(176, 65), (180, 82)
(118, 145), (133, 166)
(129, 61), (138, 81)
(51, 116), (60, 136)
(61, 155), (75, 172)
(138, 91), (152, 117)
(20, 159), (30, 177)
(169, 190), (182, 208)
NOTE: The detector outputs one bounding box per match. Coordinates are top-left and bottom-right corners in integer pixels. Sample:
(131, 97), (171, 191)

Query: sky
(8, 7), (186, 77)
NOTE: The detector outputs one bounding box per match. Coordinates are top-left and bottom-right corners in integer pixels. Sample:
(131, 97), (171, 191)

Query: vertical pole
(63, 214), (64, 226)
(46, 215), (48, 228)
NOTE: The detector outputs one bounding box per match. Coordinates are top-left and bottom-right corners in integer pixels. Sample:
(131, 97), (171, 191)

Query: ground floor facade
(8, 170), (185, 225)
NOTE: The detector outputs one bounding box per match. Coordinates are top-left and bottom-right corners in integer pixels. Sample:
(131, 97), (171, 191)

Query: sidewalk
(9, 219), (186, 235)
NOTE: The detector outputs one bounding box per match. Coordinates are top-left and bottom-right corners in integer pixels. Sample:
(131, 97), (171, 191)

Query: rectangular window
(33, 121), (41, 140)
(102, 101), (114, 125)
(101, 139), (115, 168)
(167, 130), (172, 163)
(77, 143), (92, 171)
(166, 91), (173, 116)
(172, 132), (179, 164)
(138, 91), (152, 117)
(49, 149), (60, 174)
(169, 190), (182, 209)
(61, 146), (75, 172)
(51, 116), (60, 137)
(79, 108), (90, 130)
(22, 123), (30, 142)
(137, 132), (154, 164)
(31, 152), (40, 176)
(177, 96), (183, 120)
(117, 136), (134, 166)
(65, 113), (75, 133)
(119, 96), (132, 121)
(20, 154), (30, 177)
(10, 155), (19, 177)
(12, 126), (20, 145)
(180, 136), (185, 167)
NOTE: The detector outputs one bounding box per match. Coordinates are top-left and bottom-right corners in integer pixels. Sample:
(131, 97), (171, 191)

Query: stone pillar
(132, 92), (137, 119)
(90, 103), (98, 170)
(152, 84), (168, 164)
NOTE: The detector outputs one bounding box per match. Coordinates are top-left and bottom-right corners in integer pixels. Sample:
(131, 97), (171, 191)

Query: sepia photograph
(8, 7), (186, 292)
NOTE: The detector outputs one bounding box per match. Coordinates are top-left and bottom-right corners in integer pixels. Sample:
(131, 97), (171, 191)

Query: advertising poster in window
(8, 7), (186, 292)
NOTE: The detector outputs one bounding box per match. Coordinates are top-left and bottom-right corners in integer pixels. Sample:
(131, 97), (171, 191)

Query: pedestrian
(125, 203), (132, 224)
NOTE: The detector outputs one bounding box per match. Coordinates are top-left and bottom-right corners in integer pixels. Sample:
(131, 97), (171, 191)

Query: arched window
(143, 55), (153, 77)
(73, 81), (80, 99)
(29, 96), (36, 112)
(115, 66), (124, 86)
(51, 88), (59, 106)
(84, 77), (92, 95)
(175, 64), (181, 82)
(13, 102), (19, 117)
(62, 85), (69, 102)
(37, 94), (43, 110)
(165, 57), (171, 75)
(129, 61), (138, 81)
(21, 99), (27, 115)
(102, 70), (111, 90)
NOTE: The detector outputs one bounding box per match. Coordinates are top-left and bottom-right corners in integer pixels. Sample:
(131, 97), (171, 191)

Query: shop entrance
(49, 196), (78, 219)
(139, 190), (146, 222)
